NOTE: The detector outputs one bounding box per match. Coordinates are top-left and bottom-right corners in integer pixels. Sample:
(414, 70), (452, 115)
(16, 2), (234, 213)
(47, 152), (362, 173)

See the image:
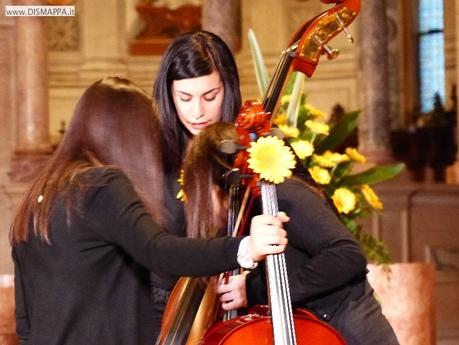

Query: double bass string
(262, 182), (297, 344)
(222, 184), (243, 322)
(267, 184), (296, 338)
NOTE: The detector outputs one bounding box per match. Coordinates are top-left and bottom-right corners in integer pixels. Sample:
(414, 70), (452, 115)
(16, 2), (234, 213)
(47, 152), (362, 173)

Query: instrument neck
(261, 182), (297, 345)
(262, 44), (297, 115)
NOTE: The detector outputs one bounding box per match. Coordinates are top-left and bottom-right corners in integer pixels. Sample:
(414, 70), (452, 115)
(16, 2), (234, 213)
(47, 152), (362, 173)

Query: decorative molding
(46, 17), (80, 51)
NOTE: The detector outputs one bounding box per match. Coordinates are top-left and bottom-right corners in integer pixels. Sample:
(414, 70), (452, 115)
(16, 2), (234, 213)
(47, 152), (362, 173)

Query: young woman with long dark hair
(10, 78), (287, 345)
(151, 31), (243, 337)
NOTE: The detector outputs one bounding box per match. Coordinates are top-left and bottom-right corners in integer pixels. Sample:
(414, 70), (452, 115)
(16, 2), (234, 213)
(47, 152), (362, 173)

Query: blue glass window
(418, 0), (445, 113)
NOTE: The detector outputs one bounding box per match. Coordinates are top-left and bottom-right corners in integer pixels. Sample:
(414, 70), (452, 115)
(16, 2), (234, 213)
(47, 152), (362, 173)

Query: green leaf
(340, 163), (405, 186)
(248, 29), (269, 97)
(315, 110), (360, 154)
(286, 72), (305, 127)
(331, 161), (352, 181)
(345, 224), (391, 264)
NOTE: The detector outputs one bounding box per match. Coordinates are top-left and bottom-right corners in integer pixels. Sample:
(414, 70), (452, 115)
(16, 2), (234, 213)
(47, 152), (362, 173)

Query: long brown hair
(10, 77), (165, 244)
(182, 122), (329, 239)
(182, 122), (237, 239)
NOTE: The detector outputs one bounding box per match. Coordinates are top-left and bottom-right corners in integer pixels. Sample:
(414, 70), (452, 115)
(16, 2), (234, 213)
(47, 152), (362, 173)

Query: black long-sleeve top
(12, 168), (242, 345)
(246, 178), (367, 320)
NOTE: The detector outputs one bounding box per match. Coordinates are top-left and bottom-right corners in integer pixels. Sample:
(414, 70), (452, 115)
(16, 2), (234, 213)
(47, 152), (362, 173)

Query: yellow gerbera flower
(176, 169), (187, 202)
(273, 114), (288, 126)
(345, 147), (367, 163)
(361, 184), (383, 210)
(331, 187), (357, 214)
(291, 140), (314, 159)
(247, 136), (296, 184)
(305, 103), (327, 118)
(305, 120), (330, 135)
(308, 166), (331, 185)
(278, 124), (300, 138)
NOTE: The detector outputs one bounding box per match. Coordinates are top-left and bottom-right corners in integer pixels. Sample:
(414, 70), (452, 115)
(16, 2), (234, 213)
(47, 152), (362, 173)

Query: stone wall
(366, 178), (459, 343)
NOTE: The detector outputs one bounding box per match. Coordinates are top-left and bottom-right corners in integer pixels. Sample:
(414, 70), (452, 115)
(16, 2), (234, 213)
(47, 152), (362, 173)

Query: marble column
(10, 0), (52, 183)
(446, 0), (459, 184)
(202, 0), (241, 52)
(358, 0), (393, 164)
(80, 0), (127, 81)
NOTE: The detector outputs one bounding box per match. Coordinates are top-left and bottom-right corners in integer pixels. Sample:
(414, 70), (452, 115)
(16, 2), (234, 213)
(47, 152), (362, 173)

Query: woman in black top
(151, 30), (242, 336)
(9, 78), (287, 345)
(181, 122), (400, 345)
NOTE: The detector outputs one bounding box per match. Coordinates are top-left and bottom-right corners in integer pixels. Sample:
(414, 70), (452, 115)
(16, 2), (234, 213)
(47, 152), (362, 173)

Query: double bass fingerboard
(261, 181), (297, 345)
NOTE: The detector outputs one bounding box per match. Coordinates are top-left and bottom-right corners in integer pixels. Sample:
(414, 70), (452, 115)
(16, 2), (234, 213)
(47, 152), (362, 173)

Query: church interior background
(0, 0), (459, 344)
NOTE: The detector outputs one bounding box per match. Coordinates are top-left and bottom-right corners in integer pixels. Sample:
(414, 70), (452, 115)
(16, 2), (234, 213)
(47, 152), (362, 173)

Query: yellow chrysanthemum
(176, 169), (187, 202)
(305, 103), (327, 118)
(345, 147), (367, 163)
(273, 114), (288, 126)
(361, 184), (383, 210)
(278, 124), (300, 138)
(322, 150), (350, 165)
(305, 120), (330, 135)
(312, 154), (336, 168)
(247, 136), (296, 184)
(308, 166), (331, 185)
(291, 140), (314, 159)
(331, 188), (357, 214)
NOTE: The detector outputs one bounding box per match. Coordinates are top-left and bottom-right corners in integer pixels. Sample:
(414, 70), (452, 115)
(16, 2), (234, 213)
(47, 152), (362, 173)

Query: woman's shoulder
(71, 166), (134, 203)
(278, 177), (323, 200)
(75, 166), (138, 212)
(77, 166), (129, 185)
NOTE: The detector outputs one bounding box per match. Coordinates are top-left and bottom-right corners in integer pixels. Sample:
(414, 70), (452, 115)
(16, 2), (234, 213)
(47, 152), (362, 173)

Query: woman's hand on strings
(217, 272), (249, 311)
(248, 212), (289, 261)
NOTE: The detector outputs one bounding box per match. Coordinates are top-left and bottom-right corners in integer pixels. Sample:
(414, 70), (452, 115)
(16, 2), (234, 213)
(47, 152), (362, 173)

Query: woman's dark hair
(182, 122), (330, 239)
(153, 31), (242, 173)
(182, 122), (237, 238)
(11, 77), (165, 243)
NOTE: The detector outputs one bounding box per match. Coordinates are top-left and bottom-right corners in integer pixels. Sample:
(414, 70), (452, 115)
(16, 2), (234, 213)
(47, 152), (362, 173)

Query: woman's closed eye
(203, 90), (221, 102)
(204, 95), (217, 101)
(178, 95), (192, 102)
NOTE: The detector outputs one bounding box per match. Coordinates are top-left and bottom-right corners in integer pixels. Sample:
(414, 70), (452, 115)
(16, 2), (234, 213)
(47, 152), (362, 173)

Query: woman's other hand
(217, 272), (249, 311)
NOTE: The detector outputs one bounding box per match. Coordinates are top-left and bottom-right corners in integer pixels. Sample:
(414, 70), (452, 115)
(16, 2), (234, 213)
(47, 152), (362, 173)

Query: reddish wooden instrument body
(200, 307), (346, 345)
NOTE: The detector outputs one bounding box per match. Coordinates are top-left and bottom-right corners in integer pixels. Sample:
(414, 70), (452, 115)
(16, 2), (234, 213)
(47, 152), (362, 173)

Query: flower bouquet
(248, 30), (405, 264)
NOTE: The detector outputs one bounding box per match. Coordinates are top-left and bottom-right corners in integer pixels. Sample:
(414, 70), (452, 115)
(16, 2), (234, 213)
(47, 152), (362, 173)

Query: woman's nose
(191, 99), (205, 120)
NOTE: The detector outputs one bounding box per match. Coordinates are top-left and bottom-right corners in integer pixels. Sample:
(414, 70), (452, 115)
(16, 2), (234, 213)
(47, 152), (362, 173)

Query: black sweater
(12, 168), (242, 345)
(246, 178), (367, 320)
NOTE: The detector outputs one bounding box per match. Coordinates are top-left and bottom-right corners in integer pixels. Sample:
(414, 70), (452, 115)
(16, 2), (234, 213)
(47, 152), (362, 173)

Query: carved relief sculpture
(130, 0), (202, 55)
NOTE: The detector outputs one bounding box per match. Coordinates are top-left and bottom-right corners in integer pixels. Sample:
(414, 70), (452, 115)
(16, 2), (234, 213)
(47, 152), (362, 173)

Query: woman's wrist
(237, 237), (258, 270)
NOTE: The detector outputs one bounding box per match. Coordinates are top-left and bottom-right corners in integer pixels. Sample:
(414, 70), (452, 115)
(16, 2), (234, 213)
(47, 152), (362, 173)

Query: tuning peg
(222, 169), (241, 186)
(335, 13), (354, 43)
(313, 34), (339, 60)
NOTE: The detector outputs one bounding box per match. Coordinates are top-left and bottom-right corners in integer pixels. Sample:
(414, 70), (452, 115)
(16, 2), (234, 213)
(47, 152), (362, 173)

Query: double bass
(158, 0), (360, 343)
